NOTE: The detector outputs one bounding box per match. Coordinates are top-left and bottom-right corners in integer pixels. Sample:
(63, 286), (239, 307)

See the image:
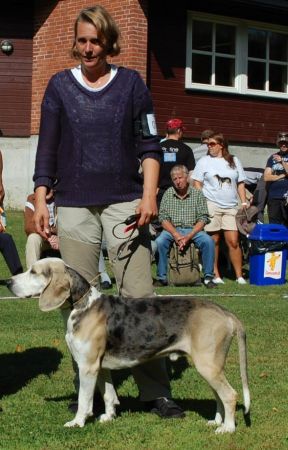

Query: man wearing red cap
(158, 118), (195, 205)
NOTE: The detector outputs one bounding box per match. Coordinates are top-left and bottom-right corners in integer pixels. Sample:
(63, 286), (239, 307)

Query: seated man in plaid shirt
(154, 165), (216, 288)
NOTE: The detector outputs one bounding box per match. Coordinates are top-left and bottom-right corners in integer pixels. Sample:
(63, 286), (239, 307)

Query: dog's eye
(30, 269), (36, 275)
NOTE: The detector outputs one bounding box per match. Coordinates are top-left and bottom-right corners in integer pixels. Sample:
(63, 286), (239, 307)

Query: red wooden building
(0, 0), (288, 206)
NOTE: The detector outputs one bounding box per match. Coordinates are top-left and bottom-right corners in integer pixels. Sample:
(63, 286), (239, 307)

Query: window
(186, 12), (288, 98)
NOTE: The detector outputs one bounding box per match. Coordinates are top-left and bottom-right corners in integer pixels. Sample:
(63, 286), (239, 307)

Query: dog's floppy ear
(39, 269), (71, 312)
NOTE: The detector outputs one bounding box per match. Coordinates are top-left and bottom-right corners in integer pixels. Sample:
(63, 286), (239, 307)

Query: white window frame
(186, 11), (288, 99)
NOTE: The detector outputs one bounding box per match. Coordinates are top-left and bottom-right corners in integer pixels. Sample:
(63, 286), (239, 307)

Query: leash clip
(124, 213), (140, 233)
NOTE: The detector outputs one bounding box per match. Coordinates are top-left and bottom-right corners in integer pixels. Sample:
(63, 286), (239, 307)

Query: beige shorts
(204, 200), (238, 232)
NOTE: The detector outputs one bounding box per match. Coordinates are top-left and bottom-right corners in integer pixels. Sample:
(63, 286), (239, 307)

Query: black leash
(111, 213), (140, 263)
(111, 214), (141, 295)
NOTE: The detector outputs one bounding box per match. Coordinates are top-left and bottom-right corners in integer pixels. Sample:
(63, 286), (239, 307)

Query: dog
(7, 258), (250, 433)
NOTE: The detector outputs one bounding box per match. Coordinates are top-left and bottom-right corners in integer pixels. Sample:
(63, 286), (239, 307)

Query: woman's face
(278, 141), (288, 153)
(75, 21), (107, 72)
(207, 139), (223, 157)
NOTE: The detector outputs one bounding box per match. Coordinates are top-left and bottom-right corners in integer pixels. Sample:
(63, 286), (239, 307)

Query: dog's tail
(236, 319), (251, 415)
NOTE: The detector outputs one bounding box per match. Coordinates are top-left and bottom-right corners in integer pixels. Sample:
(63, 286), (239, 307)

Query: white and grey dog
(7, 258), (250, 433)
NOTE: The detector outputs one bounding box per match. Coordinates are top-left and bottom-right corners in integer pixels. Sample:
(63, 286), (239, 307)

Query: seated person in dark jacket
(154, 165), (216, 288)
(0, 149), (23, 275)
(0, 231), (23, 275)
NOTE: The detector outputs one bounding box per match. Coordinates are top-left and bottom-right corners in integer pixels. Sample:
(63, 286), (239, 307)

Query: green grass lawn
(0, 211), (287, 449)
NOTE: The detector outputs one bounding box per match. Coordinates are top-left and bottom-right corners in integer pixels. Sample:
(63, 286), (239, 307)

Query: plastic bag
(248, 239), (288, 255)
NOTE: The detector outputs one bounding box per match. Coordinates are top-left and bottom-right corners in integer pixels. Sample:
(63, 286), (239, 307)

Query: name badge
(164, 153), (177, 162)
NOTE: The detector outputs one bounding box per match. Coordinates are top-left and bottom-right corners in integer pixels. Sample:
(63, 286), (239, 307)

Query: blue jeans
(155, 228), (215, 281)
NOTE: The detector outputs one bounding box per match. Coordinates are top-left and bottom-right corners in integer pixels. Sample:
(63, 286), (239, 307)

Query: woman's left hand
(136, 196), (157, 226)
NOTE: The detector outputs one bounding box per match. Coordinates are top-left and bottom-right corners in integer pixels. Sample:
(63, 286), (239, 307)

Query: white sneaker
(236, 277), (247, 285)
(213, 277), (225, 284)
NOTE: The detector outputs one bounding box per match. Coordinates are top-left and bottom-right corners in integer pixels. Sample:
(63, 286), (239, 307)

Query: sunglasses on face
(207, 142), (218, 147)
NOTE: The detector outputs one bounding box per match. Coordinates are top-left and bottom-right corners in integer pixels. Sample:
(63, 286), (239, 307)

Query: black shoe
(150, 397), (185, 419)
(204, 278), (217, 289)
(153, 279), (168, 287)
(101, 281), (112, 290)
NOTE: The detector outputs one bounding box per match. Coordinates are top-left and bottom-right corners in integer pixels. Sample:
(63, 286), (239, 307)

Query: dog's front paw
(64, 418), (85, 428)
(98, 412), (115, 423)
(215, 424), (235, 434)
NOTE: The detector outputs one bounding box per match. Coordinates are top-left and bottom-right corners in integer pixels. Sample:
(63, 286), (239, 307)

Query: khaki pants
(25, 233), (51, 269)
(57, 200), (170, 401)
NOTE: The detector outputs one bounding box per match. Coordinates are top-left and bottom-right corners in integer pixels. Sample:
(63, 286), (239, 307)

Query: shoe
(101, 281), (112, 290)
(153, 279), (168, 287)
(150, 397), (185, 419)
(236, 277), (247, 285)
(204, 278), (217, 289)
(213, 277), (225, 284)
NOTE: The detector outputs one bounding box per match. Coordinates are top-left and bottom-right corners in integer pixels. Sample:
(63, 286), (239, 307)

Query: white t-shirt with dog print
(192, 155), (246, 208)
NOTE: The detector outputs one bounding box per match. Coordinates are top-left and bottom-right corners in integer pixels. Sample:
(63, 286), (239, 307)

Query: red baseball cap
(166, 118), (185, 130)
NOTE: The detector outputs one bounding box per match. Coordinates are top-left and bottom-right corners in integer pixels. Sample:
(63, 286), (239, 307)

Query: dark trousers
(0, 233), (23, 275)
(267, 198), (288, 226)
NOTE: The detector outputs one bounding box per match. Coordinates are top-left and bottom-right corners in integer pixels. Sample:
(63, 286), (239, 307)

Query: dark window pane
(269, 64), (287, 92)
(216, 24), (235, 54)
(192, 20), (212, 52)
(248, 61), (266, 90)
(192, 54), (212, 84)
(248, 29), (266, 59)
(215, 57), (235, 86)
(270, 32), (287, 62)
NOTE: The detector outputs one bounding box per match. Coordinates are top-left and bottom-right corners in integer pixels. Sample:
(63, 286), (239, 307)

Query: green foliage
(0, 212), (287, 449)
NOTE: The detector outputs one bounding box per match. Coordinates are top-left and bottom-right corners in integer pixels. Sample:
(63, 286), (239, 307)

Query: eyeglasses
(207, 142), (218, 147)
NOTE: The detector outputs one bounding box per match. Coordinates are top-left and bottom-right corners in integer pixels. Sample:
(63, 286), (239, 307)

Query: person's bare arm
(136, 158), (160, 226)
(33, 186), (50, 239)
(192, 180), (203, 190)
(237, 181), (248, 207)
(264, 166), (286, 182)
(24, 204), (36, 235)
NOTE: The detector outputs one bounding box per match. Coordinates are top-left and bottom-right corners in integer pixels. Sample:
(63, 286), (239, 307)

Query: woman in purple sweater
(33, 5), (183, 419)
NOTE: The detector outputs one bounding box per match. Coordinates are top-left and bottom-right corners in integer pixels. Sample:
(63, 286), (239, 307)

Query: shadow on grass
(0, 347), (62, 399)
(92, 395), (249, 426)
(44, 357), (250, 426)
(113, 396), (216, 420)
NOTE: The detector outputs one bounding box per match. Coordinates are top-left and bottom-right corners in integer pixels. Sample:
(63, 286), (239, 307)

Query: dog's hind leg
(64, 368), (98, 428)
(193, 357), (237, 434)
(97, 369), (120, 423)
(207, 389), (224, 427)
(211, 375), (237, 434)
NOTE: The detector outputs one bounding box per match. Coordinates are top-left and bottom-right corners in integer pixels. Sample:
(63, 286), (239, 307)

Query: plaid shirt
(159, 186), (210, 227)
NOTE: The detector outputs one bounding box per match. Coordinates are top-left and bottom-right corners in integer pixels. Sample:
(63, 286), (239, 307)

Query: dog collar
(66, 288), (92, 310)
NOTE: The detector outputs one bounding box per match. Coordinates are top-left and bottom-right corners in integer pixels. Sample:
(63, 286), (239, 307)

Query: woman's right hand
(34, 187), (50, 239)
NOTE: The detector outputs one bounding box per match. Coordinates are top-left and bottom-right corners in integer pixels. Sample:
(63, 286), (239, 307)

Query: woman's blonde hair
(71, 5), (121, 59)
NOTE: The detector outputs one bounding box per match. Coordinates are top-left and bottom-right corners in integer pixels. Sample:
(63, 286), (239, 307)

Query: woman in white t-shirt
(192, 132), (247, 284)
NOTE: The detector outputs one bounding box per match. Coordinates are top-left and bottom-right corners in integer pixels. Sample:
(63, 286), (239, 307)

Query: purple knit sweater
(34, 67), (161, 206)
